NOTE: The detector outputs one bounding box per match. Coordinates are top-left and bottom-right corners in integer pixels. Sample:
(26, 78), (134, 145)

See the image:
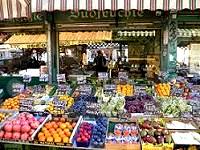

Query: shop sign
(57, 74), (66, 83)
(98, 72), (108, 80)
(19, 98), (34, 112)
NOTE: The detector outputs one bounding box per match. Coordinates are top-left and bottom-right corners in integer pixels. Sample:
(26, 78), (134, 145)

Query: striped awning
(31, 0), (200, 12)
(59, 31), (112, 45)
(178, 29), (200, 37)
(118, 30), (156, 37)
(0, 0), (31, 20)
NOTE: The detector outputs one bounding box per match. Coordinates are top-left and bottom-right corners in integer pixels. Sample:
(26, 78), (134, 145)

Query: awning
(118, 30), (156, 37)
(31, 0), (200, 12)
(59, 31), (112, 46)
(4, 31), (112, 48)
(178, 29), (200, 37)
(0, 0), (31, 20)
(5, 34), (46, 48)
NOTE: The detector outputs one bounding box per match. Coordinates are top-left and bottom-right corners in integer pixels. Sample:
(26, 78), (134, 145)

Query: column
(47, 13), (59, 84)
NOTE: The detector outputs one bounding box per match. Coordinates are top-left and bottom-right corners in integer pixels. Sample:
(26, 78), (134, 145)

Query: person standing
(94, 50), (107, 75)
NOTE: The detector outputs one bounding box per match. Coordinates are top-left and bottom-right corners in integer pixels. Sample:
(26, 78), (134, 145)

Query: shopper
(94, 50), (107, 75)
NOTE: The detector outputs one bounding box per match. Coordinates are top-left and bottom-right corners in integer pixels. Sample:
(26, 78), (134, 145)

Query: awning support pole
(47, 14), (59, 84)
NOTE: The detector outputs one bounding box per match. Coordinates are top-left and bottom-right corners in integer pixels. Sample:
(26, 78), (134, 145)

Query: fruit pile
(170, 81), (190, 98)
(72, 95), (97, 115)
(1, 96), (20, 110)
(116, 84), (134, 96)
(155, 83), (171, 97)
(0, 113), (12, 123)
(139, 119), (172, 145)
(124, 94), (155, 113)
(158, 97), (192, 117)
(46, 100), (65, 115)
(106, 122), (139, 144)
(75, 122), (93, 147)
(37, 117), (77, 144)
(58, 95), (74, 108)
(0, 112), (45, 141)
(91, 117), (108, 148)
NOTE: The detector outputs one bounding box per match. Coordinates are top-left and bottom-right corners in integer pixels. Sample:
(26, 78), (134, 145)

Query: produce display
(157, 97), (192, 117)
(116, 84), (134, 96)
(0, 96), (20, 110)
(37, 117), (77, 144)
(91, 117), (108, 148)
(124, 94), (155, 113)
(100, 94), (125, 117)
(155, 83), (171, 97)
(139, 119), (172, 144)
(75, 122), (93, 147)
(106, 122), (139, 144)
(0, 112), (47, 141)
(58, 95), (74, 108)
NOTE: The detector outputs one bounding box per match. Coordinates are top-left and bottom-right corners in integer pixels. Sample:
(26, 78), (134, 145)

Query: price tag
(192, 105), (200, 117)
(12, 83), (24, 94)
(20, 98), (34, 112)
(23, 75), (32, 83)
(104, 84), (116, 94)
(77, 76), (87, 84)
(57, 74), (66, 83)
(57, 84), (71, 95)
(39, 74), (49, 82)
(98, 72), (108, 80)
(134, 86), (146, 95)
(144, 102), (157, 115)
(118, 72), (128, 81)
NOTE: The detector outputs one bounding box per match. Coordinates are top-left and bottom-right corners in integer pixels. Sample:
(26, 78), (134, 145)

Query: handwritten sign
(118, 72), (128, 81)
(12, 83), (24, 94)
(104, 84), (116, 95)
(23, 75), (32, 83)
(98, 72), (108, 80)
(57, 84), (71, 95)
(57, 74), (66, 83)
(39, 74), (49, 82)
(20, 98), (34, 112)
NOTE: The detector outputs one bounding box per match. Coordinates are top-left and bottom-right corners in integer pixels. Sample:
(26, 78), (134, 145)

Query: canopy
(31, 0), (200, 12)
(4, 31), (112, 48)
(0, 0), (31, 20)
(59, 31), (112, 46)
(5, 34), (46, 48)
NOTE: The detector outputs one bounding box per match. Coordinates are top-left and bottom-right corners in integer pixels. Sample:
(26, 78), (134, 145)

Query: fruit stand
(0, 76), (199, 150)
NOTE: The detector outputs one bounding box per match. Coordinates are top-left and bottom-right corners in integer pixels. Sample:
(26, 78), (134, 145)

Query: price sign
(57, 74), (66, 83)
(57, 84), (71, 95)
(98, 72), (108, 80)
(77, 76), (87, 84)
(23, 75), (32, 83)
(12, 83), (24, 94)
(20, 98), (34, 112)
(39, 74), (49, 82)
(118, 72), (128, 81)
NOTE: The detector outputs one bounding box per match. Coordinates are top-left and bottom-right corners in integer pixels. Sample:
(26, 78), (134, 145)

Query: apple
(4, 132), (12, 139)
(30, 121), (40, 129)
(0, 131), (4, 138)
(13, 124), (21, 132)
(12, 132), (21, 140)
(21, 133), (29, 141)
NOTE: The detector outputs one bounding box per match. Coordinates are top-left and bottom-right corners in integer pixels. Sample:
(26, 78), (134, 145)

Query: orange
(53, 133), (59, 139)
(45, 123), (52, 129)
(63, 128), (70, 134)
(49, 128), (56, 133)
(60, 117), (66, 123)
(58, 131), (65, 136)
(56, 128), (62, 133)
(57, 122), (62, 126)
(65, 122), (70, 128)
(51, 121), (56, 126)
(54, 136), (62, 143)
(38, 132), (45, 139)
(63, 137), (69, 143)
(59, 123), (67, 129)
(53, 124), (58, 129)
(46, 136), (54, 142)
(39, 136), (46, 142)
(65, 131), (71, 137)
(68, 125), (73, 130)
(42, 127), (48, 132)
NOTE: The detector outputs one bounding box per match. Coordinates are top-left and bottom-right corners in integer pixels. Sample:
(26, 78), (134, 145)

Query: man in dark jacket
(94, 50), (107, 75)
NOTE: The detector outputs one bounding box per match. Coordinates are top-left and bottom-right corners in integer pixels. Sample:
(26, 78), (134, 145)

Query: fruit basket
(0, 112), (50, 142)
(73, 116), (108, 149)
(105, 118), (141, 150)
(35, 115), (81, 146)
(138, 118), (174, 150)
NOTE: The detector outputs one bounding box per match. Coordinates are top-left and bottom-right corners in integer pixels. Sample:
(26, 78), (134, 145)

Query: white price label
(23, 75), (32, 83)
(39, 74), (49, 82)
(98, 72), (108, 80)
(57, 74), (66, 83)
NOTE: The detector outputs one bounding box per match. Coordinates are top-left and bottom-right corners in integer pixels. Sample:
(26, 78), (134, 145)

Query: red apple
(4, 132), (12, 139)
(12, 132), (21, 140)
(0, 131), (4, 138)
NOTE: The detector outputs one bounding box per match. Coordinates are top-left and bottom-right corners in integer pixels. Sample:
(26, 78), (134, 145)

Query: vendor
(94, 50), (107, 75)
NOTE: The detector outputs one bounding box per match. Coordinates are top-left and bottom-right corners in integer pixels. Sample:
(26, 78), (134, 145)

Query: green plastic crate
(3, 144), (23, 150)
